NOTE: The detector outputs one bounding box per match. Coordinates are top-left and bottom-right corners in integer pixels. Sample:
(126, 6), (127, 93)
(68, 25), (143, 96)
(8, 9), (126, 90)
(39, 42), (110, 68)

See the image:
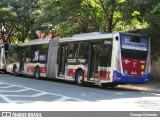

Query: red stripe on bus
(67, 69), (76, 76)
(27, 66), (47, 73)
(27, 66), (35, 72)
(40, 67), (47, 73)
(98, 71), (111, 80)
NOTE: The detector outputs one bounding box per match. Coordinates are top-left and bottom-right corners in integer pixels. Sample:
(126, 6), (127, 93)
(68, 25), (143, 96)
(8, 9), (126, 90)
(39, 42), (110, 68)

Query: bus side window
(5, 44), (9, 58)
(38, 44), (48, 62)
(33, 50), (39, 61)
(31, 45), (39, 62)
(25, 46), (32, 63)
(39, 53), (47, 62)
(76, 42), (88, 64)
(67, 43), (76, 59)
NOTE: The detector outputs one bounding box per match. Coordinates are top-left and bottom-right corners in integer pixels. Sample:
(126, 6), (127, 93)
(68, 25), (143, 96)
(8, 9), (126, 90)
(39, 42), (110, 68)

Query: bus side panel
(6, 62), (20, 74)
(46, 39), (59, 79)
(23, 62), (47, 77)
(65, 64), (87, 81)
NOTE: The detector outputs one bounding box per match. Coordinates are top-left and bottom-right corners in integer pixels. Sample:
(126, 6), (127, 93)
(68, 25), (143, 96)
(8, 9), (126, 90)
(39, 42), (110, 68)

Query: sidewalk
(118, 80), (160, 93)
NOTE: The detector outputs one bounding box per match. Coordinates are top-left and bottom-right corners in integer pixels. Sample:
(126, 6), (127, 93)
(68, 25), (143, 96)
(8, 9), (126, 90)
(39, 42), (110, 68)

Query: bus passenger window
(33, 51), (39, 61)
(39, 54), (47, 62)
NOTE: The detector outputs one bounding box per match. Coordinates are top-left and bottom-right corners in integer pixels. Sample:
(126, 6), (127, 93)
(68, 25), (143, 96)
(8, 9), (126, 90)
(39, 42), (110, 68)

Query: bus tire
(35, 67), (40, 79)
(75, 70), (84, 86)
(13, 66), (18, 76)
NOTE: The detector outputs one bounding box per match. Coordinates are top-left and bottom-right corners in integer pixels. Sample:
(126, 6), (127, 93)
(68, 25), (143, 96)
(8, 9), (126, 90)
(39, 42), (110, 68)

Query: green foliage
(10, 0), (40, 42)
(36, 0), (126, 36)
(0, 0), (40, 43)
(0, 0), (17, 43)
(35, 0), (83, 37)
(0, 0), (159, 55)
(143, 3), (160, 61)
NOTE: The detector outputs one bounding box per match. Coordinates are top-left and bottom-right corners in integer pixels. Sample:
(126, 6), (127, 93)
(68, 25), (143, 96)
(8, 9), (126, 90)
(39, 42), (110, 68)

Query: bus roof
(120, 32), (148, 37)
(59, 32), (119, 42)
(11, 32), (148, 46)
(19, 38), (50, 46)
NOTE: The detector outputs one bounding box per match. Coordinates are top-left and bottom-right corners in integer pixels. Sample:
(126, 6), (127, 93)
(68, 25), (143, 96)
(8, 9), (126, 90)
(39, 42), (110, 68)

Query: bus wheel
(75, 70), (84, 86)
(35, 67), (40, 79)
(13, 66), (18, 76)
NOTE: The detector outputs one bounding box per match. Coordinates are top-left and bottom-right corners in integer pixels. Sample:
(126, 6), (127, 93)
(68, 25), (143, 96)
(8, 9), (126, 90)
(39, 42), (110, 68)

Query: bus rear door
(88, 40), (112, 82)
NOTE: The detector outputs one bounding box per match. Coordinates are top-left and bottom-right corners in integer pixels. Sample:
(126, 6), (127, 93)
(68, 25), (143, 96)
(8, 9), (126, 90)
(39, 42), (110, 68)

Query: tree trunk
(108, 17), (113, 33)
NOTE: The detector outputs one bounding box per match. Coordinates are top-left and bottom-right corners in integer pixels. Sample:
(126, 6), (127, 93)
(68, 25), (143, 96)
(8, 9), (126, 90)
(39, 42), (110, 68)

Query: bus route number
(104, 40), (112, 45)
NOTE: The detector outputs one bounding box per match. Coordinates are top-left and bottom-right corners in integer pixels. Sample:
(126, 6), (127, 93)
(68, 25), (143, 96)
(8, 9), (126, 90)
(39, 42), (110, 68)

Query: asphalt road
(0, 74), (160, 111)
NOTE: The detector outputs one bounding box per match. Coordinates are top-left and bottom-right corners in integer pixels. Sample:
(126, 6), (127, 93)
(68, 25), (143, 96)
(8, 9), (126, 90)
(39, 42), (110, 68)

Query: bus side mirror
(115, 36), (119, 41)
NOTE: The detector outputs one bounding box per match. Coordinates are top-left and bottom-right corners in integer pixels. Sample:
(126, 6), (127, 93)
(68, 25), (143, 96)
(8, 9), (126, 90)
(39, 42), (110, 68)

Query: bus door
(88, 43), (99, 80)
(19, 48), (25, 72)
(88, 41), (112, 81)
(58, 45), (67, 77)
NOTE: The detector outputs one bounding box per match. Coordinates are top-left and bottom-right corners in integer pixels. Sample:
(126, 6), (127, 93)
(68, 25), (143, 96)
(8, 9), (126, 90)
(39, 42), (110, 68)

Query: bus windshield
(121, 35), (149, 59)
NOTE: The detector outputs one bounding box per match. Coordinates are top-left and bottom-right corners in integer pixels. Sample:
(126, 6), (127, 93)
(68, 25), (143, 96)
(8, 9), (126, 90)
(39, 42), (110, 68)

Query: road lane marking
(0, 94), (15, 103)
(0, 82), (9, 84)
(0, 88), (30, 92)
(0, 85), (16, 88)
(53, 96), (71, 102)
(0, 82), (87, 102)
(5, 92), (47, 97)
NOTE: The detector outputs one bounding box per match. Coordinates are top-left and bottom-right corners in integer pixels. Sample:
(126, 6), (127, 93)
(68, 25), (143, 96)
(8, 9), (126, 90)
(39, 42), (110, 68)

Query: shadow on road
(0, 74), (159, 103)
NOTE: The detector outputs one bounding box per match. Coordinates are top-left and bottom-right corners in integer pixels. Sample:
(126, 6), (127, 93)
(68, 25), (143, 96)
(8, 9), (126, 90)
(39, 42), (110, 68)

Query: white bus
(0, 43), (8, 72)
(6, 39), (49, 78)
(6, 32), (150, 87)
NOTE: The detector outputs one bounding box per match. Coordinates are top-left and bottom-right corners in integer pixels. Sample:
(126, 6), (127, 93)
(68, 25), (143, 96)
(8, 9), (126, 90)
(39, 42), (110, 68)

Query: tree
(1, 0), (159, 43)
(91, 0), (124, 32)
(35, 0), (82, 37)
(122, 0), (160, 60)
(0, 0), (40, 43)
(144, 3), (160, 61)
(0, 0), (17, 43)
(121, 0), (159, 31)
(37, 0), (126, 36)
(9, 0), (40, 43)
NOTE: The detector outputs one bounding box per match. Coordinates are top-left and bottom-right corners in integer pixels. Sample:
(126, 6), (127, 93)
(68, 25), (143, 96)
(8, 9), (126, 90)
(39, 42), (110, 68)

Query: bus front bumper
(112, 71), (150, 84)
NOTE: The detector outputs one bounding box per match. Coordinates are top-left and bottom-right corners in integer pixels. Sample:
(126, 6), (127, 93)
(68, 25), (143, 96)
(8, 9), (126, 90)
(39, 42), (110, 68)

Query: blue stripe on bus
(112, 71), (150, 84)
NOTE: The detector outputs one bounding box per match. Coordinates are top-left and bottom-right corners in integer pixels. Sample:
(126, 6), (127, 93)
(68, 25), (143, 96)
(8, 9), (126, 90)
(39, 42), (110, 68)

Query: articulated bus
(6, 32), (150, 87)
(0, 43), (8, 72)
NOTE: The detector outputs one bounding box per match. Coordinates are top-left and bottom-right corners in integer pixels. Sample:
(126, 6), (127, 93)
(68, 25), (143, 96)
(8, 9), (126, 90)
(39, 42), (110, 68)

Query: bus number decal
(104, 40), (112, 45)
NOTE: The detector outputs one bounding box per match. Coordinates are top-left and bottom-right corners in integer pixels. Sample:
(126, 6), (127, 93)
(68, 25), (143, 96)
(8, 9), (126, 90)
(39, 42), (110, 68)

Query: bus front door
(58, 45), (67, 77)
(88, 43), (99, 81)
